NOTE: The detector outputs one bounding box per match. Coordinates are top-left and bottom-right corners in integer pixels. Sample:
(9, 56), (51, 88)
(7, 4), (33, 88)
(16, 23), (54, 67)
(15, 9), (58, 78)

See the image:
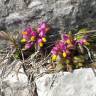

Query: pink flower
(39, 31), (45, 37)
(24, 26), (32, 35)
(22, 27), (33, 40)
(51, 34), (75, 60)
(38, 22), (46, 32)
(37, 38), (44, 47)
(37, 38), (42, 43)
(51, 46), (58, 55)
(25, 42), (33, 49)
(31, 31), (37, 36)
(21, 22), (50, 49)
(58, 41), (67, 51)
(63, 34), (69, 40)
(22, 26), (37, 41)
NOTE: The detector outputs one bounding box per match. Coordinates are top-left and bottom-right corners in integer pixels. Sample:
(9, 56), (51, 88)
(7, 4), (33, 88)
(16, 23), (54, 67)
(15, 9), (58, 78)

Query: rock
(36, 68), (96, 96)
(0, 0), (96, 32)
(28, 0), (42, 8)
(0, 60), (31, 96)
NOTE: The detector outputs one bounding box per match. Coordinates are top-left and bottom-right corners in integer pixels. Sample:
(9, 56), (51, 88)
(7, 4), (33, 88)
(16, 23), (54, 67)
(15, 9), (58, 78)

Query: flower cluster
(51, 34), (89, 62)
(51, 34), (74, 61)
(37, 22), (49, 47)
(21, 22), (49, 49)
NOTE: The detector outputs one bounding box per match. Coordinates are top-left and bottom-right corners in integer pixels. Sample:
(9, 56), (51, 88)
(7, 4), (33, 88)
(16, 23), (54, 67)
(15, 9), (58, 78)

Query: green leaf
(73, 56), (85, 64)
(75, 28), (88, 40)
(78, 28), (88, 34)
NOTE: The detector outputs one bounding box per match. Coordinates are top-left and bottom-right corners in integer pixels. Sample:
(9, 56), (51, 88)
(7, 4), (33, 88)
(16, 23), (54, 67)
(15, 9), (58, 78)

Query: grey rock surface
(36, 68), (96, 96)
(0, 0), (96, 32)
(0, 60), (31, 96)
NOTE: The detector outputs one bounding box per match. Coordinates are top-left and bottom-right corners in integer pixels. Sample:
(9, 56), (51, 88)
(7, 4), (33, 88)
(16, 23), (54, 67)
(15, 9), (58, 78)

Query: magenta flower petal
(24, 26), (33, 35)
(25, 43), (32, 49)
(79, 40), (83, 45)
(39, 22), (46, 29)
(76, 39), (86, 45)
(37, 27), (42, 32)
(63, 34), (69, 40)
(39, 31), (45, 37)
(40, 22), (46, 29)
(51, 50), (57, 55)
(37, 38), (42, 43)
(53, 47), (58, 51)
(58, 41), (66, 51)
(31, 31), (37, 36)
(22, 35), (29, 40)
(38, 22), (47, 32)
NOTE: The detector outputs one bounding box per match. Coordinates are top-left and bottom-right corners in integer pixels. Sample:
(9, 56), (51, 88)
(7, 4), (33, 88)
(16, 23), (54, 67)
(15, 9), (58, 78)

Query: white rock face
(0, 61), (30, 96)
(36, 68), (96, 96)
(0, 0), (96, 32)
(28, 0), (42, 8)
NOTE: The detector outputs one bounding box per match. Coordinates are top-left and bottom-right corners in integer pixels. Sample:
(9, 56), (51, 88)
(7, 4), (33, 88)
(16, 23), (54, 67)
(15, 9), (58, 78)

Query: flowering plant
(21, 22), (50, 50)
(51, 34), (74, 61)
(50, 29), (92, 71)
(0, 23), (96, 71)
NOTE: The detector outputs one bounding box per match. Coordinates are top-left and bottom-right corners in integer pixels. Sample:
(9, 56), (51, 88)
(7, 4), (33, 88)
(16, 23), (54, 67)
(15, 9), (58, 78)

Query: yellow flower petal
(66, 39), (71, 44)
(21, 38), (26, 43)
(22, 31), (27, 35)
(39, 42), (43, 47)
(63, 52), (67, 58)
(42, 37), (47, 42)
(31, 36), (35, 41)
(52, 55), (57, 61)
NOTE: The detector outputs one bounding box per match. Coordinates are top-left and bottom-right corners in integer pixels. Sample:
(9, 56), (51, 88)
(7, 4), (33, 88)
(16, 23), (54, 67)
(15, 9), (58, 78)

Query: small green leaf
(78, 28), (88, 34)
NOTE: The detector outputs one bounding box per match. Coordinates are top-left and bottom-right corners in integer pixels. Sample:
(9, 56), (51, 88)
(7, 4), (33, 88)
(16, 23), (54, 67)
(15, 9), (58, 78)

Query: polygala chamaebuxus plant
(0, 22), (96, 72)
(50, 28), (96, 72)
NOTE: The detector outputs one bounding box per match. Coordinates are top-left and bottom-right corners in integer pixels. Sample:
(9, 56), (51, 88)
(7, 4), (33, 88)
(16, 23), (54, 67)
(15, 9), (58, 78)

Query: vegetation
(0, 22), (96, 74)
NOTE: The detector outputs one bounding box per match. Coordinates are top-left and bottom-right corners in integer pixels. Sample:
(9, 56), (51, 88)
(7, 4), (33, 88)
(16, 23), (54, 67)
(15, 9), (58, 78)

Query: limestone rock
(0, 60), (31, 96)
(36, 68), (96, 96)
(0, 0), (96, 32)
